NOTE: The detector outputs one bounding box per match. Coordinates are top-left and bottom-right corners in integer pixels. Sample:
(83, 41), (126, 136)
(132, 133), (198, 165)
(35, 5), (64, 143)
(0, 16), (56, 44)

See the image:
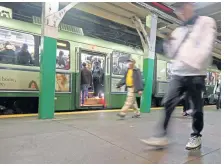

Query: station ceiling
(73, 2), (221, 58)
(0, 2), (221, 60)
(161, 2), (221, 41)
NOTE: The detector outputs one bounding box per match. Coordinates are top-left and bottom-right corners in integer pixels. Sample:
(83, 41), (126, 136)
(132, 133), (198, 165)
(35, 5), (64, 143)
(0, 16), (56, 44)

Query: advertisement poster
(0, 69), (70, 92)
(112, 51), (142, 76)
(112, 51), (131, 76)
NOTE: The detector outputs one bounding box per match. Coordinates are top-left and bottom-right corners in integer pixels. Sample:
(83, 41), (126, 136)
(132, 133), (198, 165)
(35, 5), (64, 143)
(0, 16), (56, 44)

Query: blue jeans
(81, 84), (89, 104)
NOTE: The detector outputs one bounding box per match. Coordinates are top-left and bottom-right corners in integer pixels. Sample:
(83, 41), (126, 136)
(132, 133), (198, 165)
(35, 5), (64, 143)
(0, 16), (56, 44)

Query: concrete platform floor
(0, 106), (221, 164)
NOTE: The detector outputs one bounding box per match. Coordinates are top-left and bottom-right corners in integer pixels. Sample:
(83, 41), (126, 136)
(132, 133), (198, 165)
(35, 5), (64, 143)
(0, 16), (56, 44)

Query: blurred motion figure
(141, 2), (217, 150)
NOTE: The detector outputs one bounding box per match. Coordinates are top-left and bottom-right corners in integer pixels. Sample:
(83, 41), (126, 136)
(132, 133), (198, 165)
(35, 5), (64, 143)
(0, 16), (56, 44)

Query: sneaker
(140, 136), (169, 147)
(183, 112), (189, 116)
(186, 136), (201, 150)
(117, 112), (126, 118)
(132, 112), (140, 118)
(186, 109), (193, 115)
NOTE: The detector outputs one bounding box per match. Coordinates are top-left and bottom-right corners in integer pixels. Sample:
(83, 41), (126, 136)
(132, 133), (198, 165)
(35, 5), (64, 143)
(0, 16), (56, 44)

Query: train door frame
(75, 47), (107, 110)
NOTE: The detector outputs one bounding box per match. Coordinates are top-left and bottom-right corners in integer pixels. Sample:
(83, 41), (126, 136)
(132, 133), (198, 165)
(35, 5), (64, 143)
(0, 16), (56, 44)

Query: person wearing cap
(141, 3), (216, 150)
(80, 62), (92, 105)
(116, 58), (143, 118)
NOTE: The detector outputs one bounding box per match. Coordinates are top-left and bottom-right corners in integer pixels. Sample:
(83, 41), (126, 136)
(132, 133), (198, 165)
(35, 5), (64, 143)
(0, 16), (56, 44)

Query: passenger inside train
(80, 53), (105, 107)
(17, 43), (33, 65)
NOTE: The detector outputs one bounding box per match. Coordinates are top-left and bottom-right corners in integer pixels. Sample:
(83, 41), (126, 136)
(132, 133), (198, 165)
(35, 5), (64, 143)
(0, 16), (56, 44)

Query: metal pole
(140, 13), (158, 113)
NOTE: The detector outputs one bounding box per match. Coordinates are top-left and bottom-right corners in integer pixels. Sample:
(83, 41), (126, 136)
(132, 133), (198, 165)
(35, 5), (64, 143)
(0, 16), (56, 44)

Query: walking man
(141, 2), (216, 150)
(117, 58), (143, 118)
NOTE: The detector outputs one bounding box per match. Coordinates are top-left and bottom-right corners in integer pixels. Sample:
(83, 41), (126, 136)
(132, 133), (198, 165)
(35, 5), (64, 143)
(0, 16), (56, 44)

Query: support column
(38, 2), (78, 119)
(140, 13), (158, 113)
(38, 3), (59, 119)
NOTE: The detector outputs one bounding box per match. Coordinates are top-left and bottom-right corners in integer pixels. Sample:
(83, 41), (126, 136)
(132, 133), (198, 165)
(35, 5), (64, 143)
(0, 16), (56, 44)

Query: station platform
(0, 106), (220, 164)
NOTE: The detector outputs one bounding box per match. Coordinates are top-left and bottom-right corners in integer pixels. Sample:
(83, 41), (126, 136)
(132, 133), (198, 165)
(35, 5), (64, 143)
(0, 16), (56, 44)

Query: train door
(75, 48), (106, 109)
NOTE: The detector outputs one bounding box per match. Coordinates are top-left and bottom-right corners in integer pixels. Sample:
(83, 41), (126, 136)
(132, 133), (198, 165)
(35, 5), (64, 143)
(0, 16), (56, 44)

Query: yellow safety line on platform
(0, 105), (215, 119)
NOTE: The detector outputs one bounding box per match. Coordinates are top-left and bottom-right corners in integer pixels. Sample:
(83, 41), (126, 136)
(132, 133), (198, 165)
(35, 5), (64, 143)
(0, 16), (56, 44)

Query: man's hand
(138, 91), (143, 96)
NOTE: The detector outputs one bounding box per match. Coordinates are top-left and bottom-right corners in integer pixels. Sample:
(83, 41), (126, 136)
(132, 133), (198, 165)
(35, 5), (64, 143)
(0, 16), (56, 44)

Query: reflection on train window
(0, 28), (35, 66)
(166, 62), (172, 81)
(112, 51), (131, 75)
(156, 60), (167, 81)
(206, 71), (219, 86)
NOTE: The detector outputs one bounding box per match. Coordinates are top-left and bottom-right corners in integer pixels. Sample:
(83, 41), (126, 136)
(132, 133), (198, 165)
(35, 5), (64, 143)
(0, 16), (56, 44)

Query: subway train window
(112, 51), (131, 76)
(38, 40), (70, 70)
(56, 41), (70, 70)
(0, 28), (35, 66)
(156, 60), (167, 82)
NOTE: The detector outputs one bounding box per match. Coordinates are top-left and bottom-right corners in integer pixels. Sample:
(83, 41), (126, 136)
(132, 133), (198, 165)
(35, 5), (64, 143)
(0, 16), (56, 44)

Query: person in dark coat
(81, 62), (92, 105)
(0, 42), (16, 64)
(92, 61), (103, 97)
(17, 44), (33, 65)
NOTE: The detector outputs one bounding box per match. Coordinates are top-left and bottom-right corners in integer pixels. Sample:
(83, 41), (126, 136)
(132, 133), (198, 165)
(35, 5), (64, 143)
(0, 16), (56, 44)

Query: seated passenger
(56, 51), (66, 69)
(17, 44), (33, 65)
(0, 42), (16, 64)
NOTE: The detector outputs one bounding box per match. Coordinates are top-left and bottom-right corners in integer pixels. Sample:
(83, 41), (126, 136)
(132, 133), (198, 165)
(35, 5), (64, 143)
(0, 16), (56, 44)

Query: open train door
(75, 47), (107, 110)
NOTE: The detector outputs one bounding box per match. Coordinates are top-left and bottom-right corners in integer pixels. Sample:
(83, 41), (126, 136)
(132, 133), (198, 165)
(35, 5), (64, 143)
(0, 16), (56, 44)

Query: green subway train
(0, 17), (220, 114)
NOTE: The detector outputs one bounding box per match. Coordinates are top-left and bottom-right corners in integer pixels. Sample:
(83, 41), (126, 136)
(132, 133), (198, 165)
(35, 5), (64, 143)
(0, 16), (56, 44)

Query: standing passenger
(92, 61), (103, 97)
(140, 2), (216, 150)
(17, 44), (33, 65)
(81, 62), (92, 105)
(116, 58), (143, 118)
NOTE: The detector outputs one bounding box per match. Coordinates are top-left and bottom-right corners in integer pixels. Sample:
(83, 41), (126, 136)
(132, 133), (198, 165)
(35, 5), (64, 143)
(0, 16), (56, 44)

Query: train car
(0, 17), (220, 114)
(154, 54), (220, 106)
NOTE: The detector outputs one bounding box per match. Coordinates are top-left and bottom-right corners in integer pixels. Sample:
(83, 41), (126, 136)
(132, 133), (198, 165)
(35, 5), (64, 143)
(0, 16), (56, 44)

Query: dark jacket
(81, 67), (92, 85)
(92, 66), (104, 84)
(0, 49), (16, 64)
(17, 50), (33, 65)
(117, 67), (144, 93)
(56, 57), (66, 68)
